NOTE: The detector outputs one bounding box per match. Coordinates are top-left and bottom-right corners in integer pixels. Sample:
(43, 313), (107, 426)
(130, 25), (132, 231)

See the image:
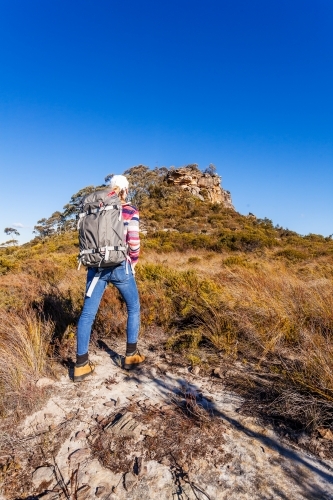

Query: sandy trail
(1, 340), (333, 500)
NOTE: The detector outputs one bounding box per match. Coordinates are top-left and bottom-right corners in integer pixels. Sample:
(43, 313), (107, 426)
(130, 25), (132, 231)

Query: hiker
(74, 174), (145, 382)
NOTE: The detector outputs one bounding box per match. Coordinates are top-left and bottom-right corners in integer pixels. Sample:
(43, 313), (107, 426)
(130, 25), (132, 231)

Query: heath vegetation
(1, 165), (333, 450)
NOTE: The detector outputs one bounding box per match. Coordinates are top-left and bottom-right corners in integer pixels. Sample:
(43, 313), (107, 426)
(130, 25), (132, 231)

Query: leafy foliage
(4, 227), (20, 237)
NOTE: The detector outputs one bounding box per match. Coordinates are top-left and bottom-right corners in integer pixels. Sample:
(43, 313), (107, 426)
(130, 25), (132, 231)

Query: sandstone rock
(75, 431), (87, 440)
(66, 411), (76, 419)
(104, 401), (116, 407)
(95, 485), (106, 497)
(104, 412), (141, 438)
(124, 471), (138, 492)
(318, 428), (333, 440)
(142, 428), (157, 437)
(192, 366), (200, 375)
(213, 368), (223, 378)
(68, 448), (90, 468)
(32, 466), (55, 490)
(166, 166), (234, 208)
(156, 363), (168, 374)
(36, 377), (54, 388)
(76, 484), (91, 500)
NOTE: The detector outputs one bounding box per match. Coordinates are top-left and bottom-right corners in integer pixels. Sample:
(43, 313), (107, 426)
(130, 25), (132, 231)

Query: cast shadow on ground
(91, 341), (333, 499)
(97, 339), (124, 367)
(128, 367), (333, 500)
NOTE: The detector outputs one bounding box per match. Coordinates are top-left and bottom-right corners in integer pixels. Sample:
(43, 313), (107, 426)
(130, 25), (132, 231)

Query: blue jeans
(76, 261), (140, 355)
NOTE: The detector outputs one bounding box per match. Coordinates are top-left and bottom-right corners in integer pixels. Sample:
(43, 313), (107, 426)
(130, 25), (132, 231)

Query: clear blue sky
(0, 0), (332, 243)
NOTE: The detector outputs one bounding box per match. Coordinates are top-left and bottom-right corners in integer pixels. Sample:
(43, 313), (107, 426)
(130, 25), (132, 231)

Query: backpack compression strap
(78, 245), (127, 269)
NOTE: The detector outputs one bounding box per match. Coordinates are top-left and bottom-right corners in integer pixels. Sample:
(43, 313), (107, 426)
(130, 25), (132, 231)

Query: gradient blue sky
(1, 0), (332, 243)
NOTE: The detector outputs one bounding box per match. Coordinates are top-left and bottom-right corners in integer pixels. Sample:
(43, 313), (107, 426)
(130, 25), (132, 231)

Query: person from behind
(74, 174), (145, 382)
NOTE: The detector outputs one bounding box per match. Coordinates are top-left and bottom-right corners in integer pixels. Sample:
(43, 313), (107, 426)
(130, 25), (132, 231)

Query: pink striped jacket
(122, 203), (140, 264)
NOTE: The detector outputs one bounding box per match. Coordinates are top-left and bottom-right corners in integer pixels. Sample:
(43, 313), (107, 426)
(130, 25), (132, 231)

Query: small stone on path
(318, 428), (333, 440)
(76, 484), (91, 500)
(68, 448), (90, 468)
(75, 430), (86, 440)
(36, 377), (54, 388)
(124, 471), (138, 492)
(212, 368), (222, 378)
(95, 485), (106, 497)
(32, 466), (55, 489)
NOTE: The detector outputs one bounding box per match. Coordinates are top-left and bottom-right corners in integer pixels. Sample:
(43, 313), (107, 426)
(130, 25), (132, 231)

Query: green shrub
(188, 256), (201, 264)
(275, 248), (308, 261)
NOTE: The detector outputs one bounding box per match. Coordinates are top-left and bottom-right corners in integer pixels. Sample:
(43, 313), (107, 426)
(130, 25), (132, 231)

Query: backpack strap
(79, 245), (127, 255)
(78, 245), (128, 282)
(86, 268), (102, 298)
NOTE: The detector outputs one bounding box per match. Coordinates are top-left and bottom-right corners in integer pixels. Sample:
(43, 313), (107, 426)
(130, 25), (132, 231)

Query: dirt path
(1, 340), (333, 500)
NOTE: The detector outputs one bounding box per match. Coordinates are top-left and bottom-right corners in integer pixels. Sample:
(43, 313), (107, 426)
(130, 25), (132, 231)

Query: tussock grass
(1, 235), (333, 433)
(136, 258), (333, 432)
(0, 310), (54, 417)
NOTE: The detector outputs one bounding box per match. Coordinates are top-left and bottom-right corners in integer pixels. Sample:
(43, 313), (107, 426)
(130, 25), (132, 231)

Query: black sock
(76, 352), (88, 366)
(126, 342), (137, 356)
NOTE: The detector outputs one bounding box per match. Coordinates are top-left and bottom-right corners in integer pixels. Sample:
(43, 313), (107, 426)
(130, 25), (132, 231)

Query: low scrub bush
(275, 248), (309, 261)
(223, 255), (252, 267)
(1, 171), (333, 435)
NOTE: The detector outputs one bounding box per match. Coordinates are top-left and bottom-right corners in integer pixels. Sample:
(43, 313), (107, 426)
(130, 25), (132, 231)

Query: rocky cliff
(166, 165), (234, 209)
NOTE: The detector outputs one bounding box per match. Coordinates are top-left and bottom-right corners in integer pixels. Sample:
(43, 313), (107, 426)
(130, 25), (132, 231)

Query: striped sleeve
(122, 205), (140, 264)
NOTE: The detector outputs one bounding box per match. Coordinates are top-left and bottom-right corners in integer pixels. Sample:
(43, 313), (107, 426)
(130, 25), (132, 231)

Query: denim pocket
(112, 261), (128, 283)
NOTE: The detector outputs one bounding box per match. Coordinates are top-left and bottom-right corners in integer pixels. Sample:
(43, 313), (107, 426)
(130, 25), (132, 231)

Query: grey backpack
(77, 189), (127, 294)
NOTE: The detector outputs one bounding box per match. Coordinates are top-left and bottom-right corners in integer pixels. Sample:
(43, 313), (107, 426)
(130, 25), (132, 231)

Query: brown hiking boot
(124, 350), (146, 370)
(73, 361), (95, 382)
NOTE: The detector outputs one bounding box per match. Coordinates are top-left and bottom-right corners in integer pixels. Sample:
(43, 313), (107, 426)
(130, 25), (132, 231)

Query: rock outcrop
(166, 165), (234, 209)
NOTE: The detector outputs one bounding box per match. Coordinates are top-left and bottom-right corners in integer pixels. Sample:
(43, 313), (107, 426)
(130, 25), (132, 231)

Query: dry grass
(90, 395), (226, 477)
(0, 310), (54, 417)
(0, 214), (333, 437)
